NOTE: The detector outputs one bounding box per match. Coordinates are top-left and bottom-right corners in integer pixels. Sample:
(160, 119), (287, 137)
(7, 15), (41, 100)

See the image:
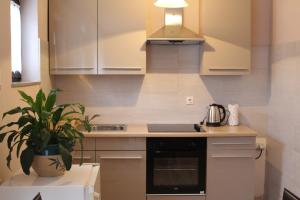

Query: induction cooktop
(147, 124), (205, 133)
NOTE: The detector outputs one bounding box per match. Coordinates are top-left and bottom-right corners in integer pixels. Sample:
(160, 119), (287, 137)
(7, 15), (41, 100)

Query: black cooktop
(147, 124), (204, 132)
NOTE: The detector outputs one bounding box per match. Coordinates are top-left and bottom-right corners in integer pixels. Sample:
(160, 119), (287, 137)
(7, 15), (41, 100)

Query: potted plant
(0, 89), (98, 177)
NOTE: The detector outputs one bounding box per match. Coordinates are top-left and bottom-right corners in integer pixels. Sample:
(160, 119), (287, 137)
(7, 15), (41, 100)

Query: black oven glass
(147, 138), (207, 194)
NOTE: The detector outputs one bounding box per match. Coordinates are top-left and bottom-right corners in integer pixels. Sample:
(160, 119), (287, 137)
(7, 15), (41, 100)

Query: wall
(265, 0), (300, 199)
(0, 0), (51, 180)
(54, 0), (272, 136)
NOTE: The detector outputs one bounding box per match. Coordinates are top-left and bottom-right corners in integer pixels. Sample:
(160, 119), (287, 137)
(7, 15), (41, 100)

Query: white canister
(228, 104), (239, 126)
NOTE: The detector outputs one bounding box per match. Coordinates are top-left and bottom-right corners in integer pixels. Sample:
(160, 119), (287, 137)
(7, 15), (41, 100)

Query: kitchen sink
(80, 124), (127, 132)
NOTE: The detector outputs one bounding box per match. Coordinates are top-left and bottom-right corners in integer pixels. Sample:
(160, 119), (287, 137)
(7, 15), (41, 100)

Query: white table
(0, 164), (100, 200)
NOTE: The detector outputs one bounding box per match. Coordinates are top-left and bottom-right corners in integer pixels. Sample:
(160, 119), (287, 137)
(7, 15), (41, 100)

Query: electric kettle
(205, 104), (229, 127)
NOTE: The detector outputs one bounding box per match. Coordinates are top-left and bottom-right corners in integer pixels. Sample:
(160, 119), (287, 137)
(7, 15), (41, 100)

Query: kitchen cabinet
(98, 0), (146, 75)
(206, 137), (255, 200)
(200, 0), (252, 75)
(72, 151), (96, 165)
(96, 151), (146, 200)
(49, 0), (98, 75)
(95, 138), (146, 200)
(74, 138), (96, 151)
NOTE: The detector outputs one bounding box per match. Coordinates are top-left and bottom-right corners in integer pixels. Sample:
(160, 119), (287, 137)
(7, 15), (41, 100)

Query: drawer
(74, 138), (96, 151)
(208, 148), (255, 159)
(96, 138), (146, 150)
(72, 151), (96, 164)
(208, 137), (256, 150)
(147, 195), (206, 200)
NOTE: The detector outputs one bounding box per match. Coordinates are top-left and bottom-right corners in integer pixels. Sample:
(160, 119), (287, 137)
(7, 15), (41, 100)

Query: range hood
(147, 8), (204, 45)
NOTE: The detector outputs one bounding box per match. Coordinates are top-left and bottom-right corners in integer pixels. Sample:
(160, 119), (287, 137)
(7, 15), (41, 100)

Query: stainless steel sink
(82, 124), (127, 132)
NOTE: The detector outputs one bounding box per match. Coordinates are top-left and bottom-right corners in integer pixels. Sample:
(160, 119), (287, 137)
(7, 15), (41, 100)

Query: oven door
(147, 149), (206, 194)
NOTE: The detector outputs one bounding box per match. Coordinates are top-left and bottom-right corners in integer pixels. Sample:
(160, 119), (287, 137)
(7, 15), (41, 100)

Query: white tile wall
(265, 0), (300, 197)
(54, 0), (272, 133)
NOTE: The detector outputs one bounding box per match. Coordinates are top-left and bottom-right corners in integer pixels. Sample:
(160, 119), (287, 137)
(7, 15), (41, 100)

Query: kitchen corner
(4, 0), (297, 198)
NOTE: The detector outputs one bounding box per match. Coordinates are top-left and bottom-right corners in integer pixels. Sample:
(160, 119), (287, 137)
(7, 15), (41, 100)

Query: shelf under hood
(147, 26), (205, 45)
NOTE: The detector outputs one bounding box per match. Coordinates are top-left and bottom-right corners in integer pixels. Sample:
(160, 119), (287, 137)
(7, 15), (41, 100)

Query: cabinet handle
(212, 143), (253, 145)
(102, 66), (143, 70)
(53, 67), (95, 70)
(209, 68), (249, 71)
(73, 156), (92, 160)
(211, 155), (253, 158)
(100, 156), (143, 160)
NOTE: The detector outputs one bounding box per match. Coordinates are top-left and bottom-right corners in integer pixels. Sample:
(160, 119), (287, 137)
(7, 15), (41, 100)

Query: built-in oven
(146, 137), (207, 195)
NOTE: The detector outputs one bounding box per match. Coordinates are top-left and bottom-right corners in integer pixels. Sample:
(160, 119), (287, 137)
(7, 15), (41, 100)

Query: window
(10, 0), (22, 74)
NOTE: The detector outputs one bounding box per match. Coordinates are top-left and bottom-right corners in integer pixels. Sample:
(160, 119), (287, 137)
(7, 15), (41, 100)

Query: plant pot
(32, 145), (66, 177)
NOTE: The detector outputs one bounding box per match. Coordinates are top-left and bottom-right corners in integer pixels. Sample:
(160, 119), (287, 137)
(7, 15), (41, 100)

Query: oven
(146, 137), (207, 195)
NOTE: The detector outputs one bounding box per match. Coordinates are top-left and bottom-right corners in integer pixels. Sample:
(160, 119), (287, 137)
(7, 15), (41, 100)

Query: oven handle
(146, 194), (206, 196)
(149, 150), (203, 156)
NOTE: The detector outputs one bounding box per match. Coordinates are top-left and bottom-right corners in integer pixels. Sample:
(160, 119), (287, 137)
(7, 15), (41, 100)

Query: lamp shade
(154, 0), (188, 8)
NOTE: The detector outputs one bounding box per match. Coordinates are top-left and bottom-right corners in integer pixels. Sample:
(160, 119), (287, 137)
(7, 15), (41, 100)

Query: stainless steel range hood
(147, 8), (204, 45)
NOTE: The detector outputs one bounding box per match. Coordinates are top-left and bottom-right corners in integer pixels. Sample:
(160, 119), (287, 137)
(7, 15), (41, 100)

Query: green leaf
(6, 147), (13, 169)
(45, 89), (61, 112)
(18, 115), (34, 128)
(16, 139), (26, 158)
(89, 114), (100, 121)
(0, 130), (17, 143)
(20, 124), (33, 136)
(20, 147), (34, 175)
(77, 104), (85, 115)
(2, 107), (22, 119)
(18, 91), (34, 106)
(33, 89), (45, 114)
(41, 111), (51, 121)
(0, 132), (9, 143)
(52, 108), (64, 126)
(7, 131), (18, 149)
(59, 144), (72, 170)
(61, 111), (81, 119)
(40, 129), (51, 151)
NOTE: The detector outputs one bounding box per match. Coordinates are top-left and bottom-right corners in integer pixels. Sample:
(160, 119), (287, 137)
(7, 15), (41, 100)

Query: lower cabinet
(72, 151), (96, 164)
(96, 151), (146, 200)
(206, 137), (256, 200)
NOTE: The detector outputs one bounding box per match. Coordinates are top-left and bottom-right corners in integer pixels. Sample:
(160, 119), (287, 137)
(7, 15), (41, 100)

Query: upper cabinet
(98, 0), (147, 75)
(49, 0), (251, 76)
(49, 0), (98, 75)
(199, 0), (252, 75)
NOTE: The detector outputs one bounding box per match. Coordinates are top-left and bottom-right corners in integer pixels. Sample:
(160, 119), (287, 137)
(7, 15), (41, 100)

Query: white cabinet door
(98, 0), (146, 75)
(49, 0), (98, 75)
(96, 151), (146, 200)
(200, 0), (251, 75)
(206, 137), (256, 200)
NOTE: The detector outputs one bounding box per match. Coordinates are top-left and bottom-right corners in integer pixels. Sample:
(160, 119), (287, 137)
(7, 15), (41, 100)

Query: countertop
(83, 124), (257, 138)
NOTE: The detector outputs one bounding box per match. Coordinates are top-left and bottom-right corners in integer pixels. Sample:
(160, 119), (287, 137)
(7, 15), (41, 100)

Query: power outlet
(186, 96), (194, 105)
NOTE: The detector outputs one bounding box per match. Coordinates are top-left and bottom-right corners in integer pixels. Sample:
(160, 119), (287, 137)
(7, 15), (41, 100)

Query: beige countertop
(83, 124), (257, 138)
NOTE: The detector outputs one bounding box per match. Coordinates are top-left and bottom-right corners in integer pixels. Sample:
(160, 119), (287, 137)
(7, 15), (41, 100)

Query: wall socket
(186, 96), (194, 105)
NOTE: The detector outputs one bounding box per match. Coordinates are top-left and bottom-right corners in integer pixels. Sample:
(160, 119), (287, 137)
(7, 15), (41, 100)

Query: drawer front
(96, 151), (146, 200)
(74, 138), (96, 151)
(207, 138), (255, 200)
(96, 138), (146, 150)
(147, 195), (206, 200)
(208, 137), (256, 150)
(72, 151), (96, 164)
